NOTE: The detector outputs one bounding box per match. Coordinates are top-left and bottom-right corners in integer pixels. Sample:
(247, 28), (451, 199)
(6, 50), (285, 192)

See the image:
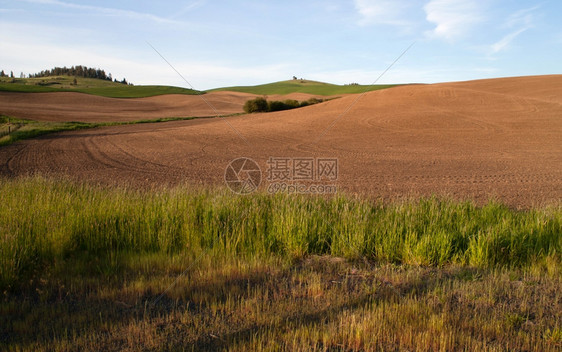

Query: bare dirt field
(1, 75), (561, 207)
(0, 91), (335, 122)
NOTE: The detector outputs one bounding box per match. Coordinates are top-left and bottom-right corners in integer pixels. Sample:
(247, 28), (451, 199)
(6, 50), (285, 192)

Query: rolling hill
(0, 76), (398, 98)
(1, 74), (560, 207)
(0, 76), (201, 98)
(208, 79), (399, 95)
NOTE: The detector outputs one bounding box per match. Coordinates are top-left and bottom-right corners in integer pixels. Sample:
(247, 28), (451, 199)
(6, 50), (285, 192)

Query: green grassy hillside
(1, 76), (400, 98)
(0, 76), (202, 98)
(209, 79), (399, 95)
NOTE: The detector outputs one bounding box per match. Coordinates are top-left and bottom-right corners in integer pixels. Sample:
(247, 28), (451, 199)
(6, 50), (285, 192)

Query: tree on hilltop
(28, 65), (132, 84)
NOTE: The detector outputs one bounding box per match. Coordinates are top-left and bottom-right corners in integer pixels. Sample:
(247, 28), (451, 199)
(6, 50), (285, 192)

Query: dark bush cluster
(3, 65), (133, 85)
(243, 97), (269, 113)
(243, 97), (324, 114)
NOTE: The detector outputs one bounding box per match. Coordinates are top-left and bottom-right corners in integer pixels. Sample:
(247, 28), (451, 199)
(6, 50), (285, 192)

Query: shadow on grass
(0, 252), (277, 348)
(186, 262), (467, 351)
(0, 254), (501, 351)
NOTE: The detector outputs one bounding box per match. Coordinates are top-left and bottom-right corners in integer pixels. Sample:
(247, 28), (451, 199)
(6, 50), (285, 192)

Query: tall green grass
(1, 177), (560, 289)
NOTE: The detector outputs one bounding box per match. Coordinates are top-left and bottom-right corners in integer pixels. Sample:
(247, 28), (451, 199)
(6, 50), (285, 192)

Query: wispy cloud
(490, 28), (529, 54)
(354, 0), (412, 27)
(0, 21), (294, 90)
(169, 0), (206, 20)
(424, 0), (484, 41)
(18, 0), (182, 25)
(489, 6), (538, 54)
(0, 8), (24, 13)
(504, 6), (538, 28)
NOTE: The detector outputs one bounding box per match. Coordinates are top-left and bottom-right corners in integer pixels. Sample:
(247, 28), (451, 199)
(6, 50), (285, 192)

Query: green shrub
(305, 97), (323, 105)
(283, 99), (300, 108)
(243, 97), (268, 113)
(244, 97), (324, 113)
(268, 100), (291, 112)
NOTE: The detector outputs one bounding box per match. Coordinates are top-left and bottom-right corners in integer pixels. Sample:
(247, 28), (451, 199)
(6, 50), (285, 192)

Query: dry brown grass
(2, 255), (561, 351)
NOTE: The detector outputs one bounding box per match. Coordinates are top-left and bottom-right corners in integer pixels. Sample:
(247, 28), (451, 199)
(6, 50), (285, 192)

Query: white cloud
(18, 0), (183, 25)
(504, 6), (538, 28)
(490, 27), (528, 54)
(424, 0), (483, 41)
(169, 0), (206, 19)
(489, 6), (538, 54)
(354, 0), (412, 27)
(0, 21), (293, 90)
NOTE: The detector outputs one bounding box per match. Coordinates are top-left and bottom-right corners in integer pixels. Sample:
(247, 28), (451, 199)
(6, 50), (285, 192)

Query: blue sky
(1, 0), (560, 89)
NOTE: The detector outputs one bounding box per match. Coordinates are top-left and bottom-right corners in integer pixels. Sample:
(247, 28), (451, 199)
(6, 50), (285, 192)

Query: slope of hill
(1, 74), (561, 351)
(0, 90), (338, 123)
(0, 76), (201, 98)
(443, 74), (562, 104)
(0, 91), (252, 122)
(0, 76), (390, 98)
(1, 75), (560, 207)
(209, 79), (399, 95)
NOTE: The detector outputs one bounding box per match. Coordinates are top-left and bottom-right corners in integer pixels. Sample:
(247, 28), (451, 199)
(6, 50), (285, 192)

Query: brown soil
(1, 75), (561, 208)
(0, 91), (337, 122)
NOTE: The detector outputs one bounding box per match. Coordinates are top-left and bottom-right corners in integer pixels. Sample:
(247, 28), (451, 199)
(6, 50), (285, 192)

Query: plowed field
(1, 75), (561, 207)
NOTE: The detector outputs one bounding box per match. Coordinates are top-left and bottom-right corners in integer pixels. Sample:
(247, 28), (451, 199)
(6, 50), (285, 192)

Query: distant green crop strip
(73, 85), (204, 98)
(1, 76), (400, 97)
(0, 76), (202, 98)
(0, 83), (203, 98)
(0, 115), (211, 146)
(209, 80), (400, 96)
